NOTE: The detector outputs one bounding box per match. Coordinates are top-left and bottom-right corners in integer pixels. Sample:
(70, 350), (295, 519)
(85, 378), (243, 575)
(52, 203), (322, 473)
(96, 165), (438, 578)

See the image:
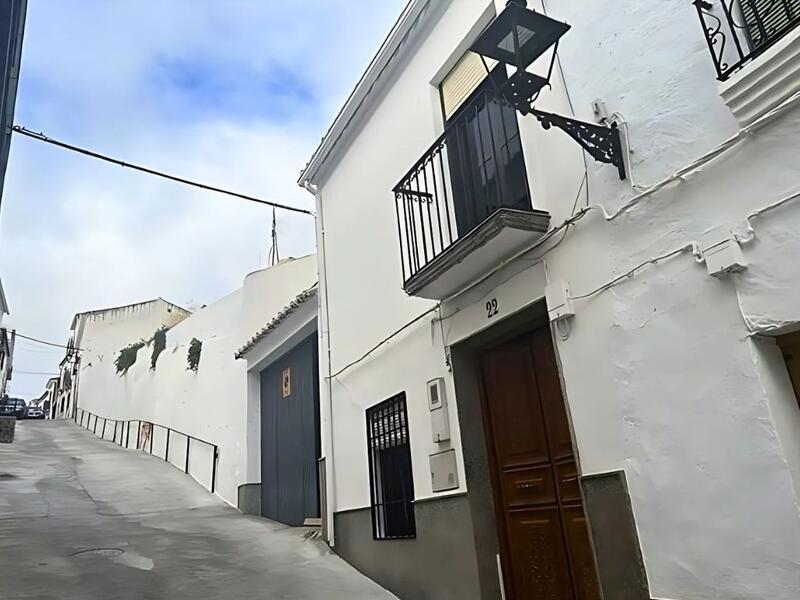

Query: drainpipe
(301, 180), (337, 546)
(71, 354), (81, 422)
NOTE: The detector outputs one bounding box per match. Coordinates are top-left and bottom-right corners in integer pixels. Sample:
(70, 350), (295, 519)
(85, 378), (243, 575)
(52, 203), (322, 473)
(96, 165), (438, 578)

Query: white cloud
(0, 0), (406, 398)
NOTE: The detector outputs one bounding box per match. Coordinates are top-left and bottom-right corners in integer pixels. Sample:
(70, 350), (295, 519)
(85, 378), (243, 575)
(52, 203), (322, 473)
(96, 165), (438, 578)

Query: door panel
(507, 507), (573, 599)
(531, 327), (575, 462)
(562, 507), (603, 600)
(260, 335), (320, 526)
(481, 327), (600, 600)
(502, 465), (557, 508)
(777, 332), (800, 411)
(482, 343), (550, 469)
(555, 461), (581, 504)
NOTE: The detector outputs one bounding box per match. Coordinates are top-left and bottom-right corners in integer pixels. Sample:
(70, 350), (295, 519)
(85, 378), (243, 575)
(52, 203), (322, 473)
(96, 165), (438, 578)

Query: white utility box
(427, 378), (451, 443)
(545, 280), (575, 322)
(705, 239), (747, 278)
(430, 449), (459, 493)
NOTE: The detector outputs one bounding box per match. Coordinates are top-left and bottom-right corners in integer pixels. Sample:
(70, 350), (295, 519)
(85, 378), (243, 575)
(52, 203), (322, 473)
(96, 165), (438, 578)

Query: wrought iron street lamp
(472, 0), (626, 180)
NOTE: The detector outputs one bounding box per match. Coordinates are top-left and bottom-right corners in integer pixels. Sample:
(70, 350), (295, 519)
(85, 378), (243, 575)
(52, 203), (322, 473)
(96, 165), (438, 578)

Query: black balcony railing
(694, 0), (800, 80)
(393, 90), (532, 288)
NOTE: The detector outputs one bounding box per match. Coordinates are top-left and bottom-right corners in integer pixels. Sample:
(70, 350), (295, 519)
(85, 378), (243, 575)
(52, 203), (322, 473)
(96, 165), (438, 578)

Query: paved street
(0, 420), (395, 600)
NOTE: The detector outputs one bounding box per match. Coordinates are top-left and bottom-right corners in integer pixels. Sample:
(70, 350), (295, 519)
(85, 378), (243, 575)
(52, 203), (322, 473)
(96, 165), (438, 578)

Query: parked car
(0, 397), (27, 419)
(25, 405), (45, 419)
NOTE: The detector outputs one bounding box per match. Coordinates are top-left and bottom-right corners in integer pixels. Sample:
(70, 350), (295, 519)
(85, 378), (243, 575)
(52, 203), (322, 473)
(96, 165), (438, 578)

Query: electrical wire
(12, 126), (316, 217)
(12, 332), (81, 352)
(740, 187), (800, 242)
(587, 88), (800, 223)
(328, 303), (441, 379)
(567, 244), (697, 301)
(14, 347), (62, 354)
(442, 209), (588, 303)
(12, 371), (60, 376)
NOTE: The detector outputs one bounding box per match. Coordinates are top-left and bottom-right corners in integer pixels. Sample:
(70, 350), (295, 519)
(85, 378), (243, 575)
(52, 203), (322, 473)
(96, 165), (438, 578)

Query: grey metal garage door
(260, 334), (320, 526)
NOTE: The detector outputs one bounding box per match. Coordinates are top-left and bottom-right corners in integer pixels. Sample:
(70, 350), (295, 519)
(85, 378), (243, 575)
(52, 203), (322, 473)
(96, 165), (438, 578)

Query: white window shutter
(441, 52), (498, 120)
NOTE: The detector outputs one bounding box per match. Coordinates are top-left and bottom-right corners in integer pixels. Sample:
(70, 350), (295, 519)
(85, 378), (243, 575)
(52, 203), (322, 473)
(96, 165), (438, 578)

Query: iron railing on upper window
(366, 393), (416, 540)
(393, 89), (532, 289)
(693, 0), (800, 80)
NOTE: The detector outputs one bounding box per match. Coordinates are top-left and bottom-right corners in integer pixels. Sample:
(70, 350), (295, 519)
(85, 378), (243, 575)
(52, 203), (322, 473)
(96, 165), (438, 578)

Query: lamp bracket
(530, 108), (626, 180)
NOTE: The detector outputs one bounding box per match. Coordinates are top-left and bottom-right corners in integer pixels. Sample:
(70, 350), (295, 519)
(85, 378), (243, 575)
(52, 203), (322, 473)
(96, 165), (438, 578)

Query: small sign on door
(282, 367), (291, 398)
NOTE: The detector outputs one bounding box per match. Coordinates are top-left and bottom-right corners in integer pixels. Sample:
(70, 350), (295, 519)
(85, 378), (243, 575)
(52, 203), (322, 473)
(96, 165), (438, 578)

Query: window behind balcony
(442, 67), (531, 237)
(741, 0), (800, 52)
(366, 393), (416, 540)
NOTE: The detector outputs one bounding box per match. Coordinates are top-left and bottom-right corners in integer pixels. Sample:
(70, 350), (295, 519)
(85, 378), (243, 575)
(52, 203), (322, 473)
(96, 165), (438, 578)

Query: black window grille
(366, 393), (416, 540)
(694, 0), (800, 81)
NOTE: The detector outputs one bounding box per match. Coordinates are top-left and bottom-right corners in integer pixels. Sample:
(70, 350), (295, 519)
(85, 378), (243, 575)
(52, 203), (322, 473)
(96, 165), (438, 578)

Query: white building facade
(300, 1), (800, 599)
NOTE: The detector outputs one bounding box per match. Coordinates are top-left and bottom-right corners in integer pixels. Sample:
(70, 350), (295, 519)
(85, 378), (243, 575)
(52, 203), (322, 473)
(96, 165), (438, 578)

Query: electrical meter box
(705, 239), (747, 278)
(545, 280), (574, 322)
(430, 449), (459, 492)
(427, 378), (451, 443)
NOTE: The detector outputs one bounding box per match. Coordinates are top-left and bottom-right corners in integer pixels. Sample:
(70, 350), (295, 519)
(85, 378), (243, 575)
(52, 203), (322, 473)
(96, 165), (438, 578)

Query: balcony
(694, 0), (800, 81)
(393, 91), (550, 300)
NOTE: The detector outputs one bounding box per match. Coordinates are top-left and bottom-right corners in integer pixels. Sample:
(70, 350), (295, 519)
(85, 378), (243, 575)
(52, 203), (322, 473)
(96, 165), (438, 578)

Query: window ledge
(719, 27), (800, 126)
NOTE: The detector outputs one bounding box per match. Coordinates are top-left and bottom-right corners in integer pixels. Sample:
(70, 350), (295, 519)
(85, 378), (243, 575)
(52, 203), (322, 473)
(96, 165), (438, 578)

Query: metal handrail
(74, 408), (219, 494)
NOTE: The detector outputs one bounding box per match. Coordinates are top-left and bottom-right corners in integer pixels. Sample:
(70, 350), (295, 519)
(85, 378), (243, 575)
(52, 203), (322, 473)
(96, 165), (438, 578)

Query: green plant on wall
(150, 326), (169, 370)
(187, 338), (202, 372)
(115, 341), (146, 375)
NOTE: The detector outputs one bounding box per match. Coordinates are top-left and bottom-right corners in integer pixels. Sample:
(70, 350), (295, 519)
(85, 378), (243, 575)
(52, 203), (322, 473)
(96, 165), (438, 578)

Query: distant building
(52, 298), (191, 420)
(44, 376), (58, 418)
(0, 328), (13, 399)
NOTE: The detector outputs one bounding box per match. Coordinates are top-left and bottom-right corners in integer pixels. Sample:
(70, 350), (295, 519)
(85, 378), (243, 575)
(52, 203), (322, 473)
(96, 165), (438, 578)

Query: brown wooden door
(778, 332), (800, 411)
(481, 327), (600, 600)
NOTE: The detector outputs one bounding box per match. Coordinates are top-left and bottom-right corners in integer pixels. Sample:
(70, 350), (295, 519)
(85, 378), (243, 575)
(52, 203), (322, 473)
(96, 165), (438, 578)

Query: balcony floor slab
(404, 208), (551, 300)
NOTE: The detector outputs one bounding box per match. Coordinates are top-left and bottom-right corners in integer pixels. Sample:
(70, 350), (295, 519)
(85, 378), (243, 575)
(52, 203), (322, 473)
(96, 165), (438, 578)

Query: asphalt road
(0, 420), (395, 600)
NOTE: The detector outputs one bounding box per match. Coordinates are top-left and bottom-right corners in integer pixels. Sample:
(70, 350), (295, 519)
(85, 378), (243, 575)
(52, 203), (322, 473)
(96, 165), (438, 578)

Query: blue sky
(0, 0), (406, 398)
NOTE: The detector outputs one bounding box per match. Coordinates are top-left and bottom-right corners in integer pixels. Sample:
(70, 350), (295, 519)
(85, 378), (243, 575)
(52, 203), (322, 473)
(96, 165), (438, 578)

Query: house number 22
(486, 298), (499, 319)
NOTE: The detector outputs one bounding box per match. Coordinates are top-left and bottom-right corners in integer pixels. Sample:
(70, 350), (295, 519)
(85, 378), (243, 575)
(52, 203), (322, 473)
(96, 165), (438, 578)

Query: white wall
(311, 0), (800, 597)
(74, 255), (318, 505)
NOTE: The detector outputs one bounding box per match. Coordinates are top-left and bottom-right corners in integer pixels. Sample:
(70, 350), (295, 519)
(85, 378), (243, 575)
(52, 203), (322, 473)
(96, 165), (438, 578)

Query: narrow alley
(0, 420), (396, 600)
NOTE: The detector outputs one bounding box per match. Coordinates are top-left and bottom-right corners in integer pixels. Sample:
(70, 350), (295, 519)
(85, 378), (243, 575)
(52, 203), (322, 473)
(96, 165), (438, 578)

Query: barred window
(366, 393), (416, 540)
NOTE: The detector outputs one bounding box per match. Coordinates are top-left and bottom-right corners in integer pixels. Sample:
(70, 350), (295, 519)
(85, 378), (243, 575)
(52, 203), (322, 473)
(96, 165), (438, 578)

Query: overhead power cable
(12, 332), (81, 351)
(13, 371), (60, 376)
(12, 126), (315, 217)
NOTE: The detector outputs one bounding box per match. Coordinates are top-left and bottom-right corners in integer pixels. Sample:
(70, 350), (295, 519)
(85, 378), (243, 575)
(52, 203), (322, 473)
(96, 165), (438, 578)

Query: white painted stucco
(304, 1), (800, 598)
(72, 256), (318, 506)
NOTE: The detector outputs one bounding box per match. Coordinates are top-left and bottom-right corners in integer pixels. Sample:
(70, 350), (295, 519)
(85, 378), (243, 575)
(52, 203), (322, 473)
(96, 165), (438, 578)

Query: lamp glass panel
(498, 25), (536, 55)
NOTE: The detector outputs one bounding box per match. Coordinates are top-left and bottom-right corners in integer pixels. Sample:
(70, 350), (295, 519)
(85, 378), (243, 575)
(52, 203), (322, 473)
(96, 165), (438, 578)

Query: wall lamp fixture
(472, 0), (626, 180)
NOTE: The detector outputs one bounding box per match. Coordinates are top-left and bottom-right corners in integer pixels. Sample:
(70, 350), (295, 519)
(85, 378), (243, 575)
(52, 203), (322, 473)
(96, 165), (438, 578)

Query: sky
(0, 0), (406, 399)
